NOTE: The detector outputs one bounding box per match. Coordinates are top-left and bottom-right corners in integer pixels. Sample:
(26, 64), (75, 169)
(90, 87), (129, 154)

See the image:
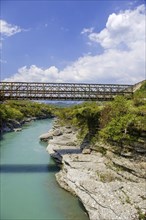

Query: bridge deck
(0, 82), (133, 101)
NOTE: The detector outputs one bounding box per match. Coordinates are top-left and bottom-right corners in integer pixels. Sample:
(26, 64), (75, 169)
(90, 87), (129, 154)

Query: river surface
(0, 119), (89, 220)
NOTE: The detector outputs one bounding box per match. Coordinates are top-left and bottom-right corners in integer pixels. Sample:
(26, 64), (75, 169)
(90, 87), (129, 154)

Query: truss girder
(0, 82), (133, 101)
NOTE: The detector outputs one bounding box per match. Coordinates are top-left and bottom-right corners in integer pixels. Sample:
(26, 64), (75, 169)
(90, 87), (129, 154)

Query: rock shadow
(54, 148), (82, 155)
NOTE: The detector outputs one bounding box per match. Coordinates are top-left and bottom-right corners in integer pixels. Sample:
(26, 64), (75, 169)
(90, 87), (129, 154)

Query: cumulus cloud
(88, 4), (145, 50)
(4, 65), (60, 82)
(59, 49), (145, 84)
(0, 20), (22, 37)
(4, 4), (145, 84)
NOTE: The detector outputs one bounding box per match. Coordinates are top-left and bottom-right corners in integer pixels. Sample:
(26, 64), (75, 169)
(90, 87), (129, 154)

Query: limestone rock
(82, 148), (91, 154)
(13, 128), (22, 132)
(45, 120), (146, 220)
(39, 132), (53, 141)
(52, 129), (63, 136)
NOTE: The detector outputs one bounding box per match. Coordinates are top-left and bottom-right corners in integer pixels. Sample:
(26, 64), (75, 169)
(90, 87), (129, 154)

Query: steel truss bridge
(0, 82), (133, 101)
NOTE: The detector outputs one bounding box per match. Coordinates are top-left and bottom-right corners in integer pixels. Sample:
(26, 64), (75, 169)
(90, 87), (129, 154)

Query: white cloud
(4, 65), (60, 82)
(81, 27), (94, 34)
(4, 4), (145, 84)
(0, 20), (23, 48)
(88, 4), (145, 50)
(0, 20), (22, 37)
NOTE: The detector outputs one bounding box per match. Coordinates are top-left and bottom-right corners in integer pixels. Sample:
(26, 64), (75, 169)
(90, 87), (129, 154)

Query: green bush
(0, 100), (55, 126)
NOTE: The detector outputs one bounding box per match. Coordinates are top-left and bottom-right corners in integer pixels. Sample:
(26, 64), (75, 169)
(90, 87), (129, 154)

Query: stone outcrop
(39, 132), (53, 141)
(44, 120), (146, 220)
(0, 115), (54, 134)
(13, 128), (22, 132)
(0, 118), (36, 133)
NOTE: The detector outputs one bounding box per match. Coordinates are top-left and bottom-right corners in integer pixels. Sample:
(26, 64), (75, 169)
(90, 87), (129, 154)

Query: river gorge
(0, 106), (146, 220)
(0, 119), (89, 220)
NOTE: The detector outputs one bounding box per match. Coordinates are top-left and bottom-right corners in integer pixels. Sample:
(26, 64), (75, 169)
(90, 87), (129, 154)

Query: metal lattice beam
(0, 82), (133, 101)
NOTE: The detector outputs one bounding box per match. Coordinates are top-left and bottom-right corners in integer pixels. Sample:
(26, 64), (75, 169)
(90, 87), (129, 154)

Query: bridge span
(0, 82), (133, 101)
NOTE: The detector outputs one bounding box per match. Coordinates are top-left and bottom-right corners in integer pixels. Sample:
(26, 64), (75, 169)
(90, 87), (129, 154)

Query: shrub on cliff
(56, 102), (101, 143)
(0, 100), (56, 130)
(99, 94), (146, 148)
(5, 100), (53, 118)
(0, 104), (24, 121)
(133, 81), (146, 106)
(75, 104), (100, 139)
(57, 82), (146, 153)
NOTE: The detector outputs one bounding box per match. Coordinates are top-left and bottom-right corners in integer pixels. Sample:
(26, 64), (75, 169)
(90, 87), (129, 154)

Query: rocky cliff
(40, 120), (146, 220)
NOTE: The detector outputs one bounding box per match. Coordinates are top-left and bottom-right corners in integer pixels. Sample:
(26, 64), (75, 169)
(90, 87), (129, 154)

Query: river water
(0, 119), (89, 220)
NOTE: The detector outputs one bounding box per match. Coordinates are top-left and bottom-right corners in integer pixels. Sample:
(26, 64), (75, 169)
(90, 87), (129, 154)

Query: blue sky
(0, 0), (145, 84)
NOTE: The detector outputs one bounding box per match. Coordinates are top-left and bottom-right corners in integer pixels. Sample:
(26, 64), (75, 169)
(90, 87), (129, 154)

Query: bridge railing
(0, 82), (133, 101)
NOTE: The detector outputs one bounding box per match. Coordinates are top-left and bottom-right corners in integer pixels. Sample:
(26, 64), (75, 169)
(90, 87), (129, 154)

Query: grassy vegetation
(137, 208), (146, 220)
(1, 81), (145, 152)
(56, 81), (146, 152)
(0, 100), (57, 130)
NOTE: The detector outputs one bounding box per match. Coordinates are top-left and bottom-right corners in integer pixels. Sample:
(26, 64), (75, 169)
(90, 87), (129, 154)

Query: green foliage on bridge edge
(56, 82), (146, 152)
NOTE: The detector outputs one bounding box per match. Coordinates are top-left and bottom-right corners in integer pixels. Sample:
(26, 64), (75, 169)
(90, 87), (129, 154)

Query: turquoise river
(0, 119), (89, 220)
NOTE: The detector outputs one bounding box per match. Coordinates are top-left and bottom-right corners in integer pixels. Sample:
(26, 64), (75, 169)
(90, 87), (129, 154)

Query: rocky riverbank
(40, 119), (146, 220)
(0, 116), (54, 134)
(0, 118), (35, 133)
